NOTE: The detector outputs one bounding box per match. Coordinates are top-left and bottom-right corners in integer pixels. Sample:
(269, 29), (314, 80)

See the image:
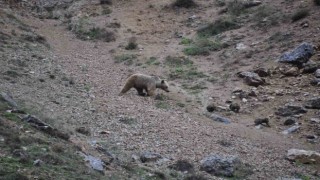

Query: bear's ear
(161, 80), (165, 84)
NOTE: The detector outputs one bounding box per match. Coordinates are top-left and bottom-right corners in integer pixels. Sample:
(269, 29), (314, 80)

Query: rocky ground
(0, 0), (320, 179)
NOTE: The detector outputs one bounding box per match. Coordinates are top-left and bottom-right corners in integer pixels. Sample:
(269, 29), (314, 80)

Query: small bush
(183, 46), (210, 56)
(291, 9), (309, 22)
(173, 0), (197, 8)
(197, 17), (239, 37)
(315, 0), (320, 5)
(180, 38), (193, 45)
(125, 37), (138, 50)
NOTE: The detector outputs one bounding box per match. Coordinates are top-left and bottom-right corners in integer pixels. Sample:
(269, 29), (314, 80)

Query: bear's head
(159, 80), (170, 92)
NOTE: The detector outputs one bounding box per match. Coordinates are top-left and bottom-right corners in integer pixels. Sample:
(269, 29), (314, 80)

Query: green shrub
(291, 9), (309, 22)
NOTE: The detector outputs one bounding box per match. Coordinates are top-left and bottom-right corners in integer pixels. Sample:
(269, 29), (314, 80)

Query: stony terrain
(0, 0), (320, 179)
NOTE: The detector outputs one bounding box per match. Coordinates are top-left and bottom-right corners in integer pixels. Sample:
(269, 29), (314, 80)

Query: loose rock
(229, 103), (240, 113)
(275, 105), (307, 117)
(287, 149), (320, 164)
(283, 118), (296, 126)
(253, 68), (270, 77)
(207, 114), (231, 124)
(206, 103), (216, 112)
(200, 154), (251, 177)
(282, 125), (300, 135)
(140, 152), (162, 163)
(84, 155), (105, 173)
(279, 42), (315, 66)
(254, 118), (270, 127)
(315, 69), (320, 78)
(237, 71), (265, 87)
(304, 98), (320, 109)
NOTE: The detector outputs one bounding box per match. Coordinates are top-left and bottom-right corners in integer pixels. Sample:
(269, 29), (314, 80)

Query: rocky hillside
(0, 0), (320, 179)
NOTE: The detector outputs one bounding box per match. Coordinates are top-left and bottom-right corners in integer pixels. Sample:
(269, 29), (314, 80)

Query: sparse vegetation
(197, 17), (239, 37)
(291, 9), (309, 22)
(155, 101), (170, 109)
(146, 57), (160, 65)
(183, 38), (223, 56)
(165, 56), (193, 67)
(180, 38), (193, 45)
(114, 54), (137, 65)
(251, 5), (285, 28)
(173, 0), (197, 8)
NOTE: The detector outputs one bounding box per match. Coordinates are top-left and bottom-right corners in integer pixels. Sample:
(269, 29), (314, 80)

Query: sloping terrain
(0, 0), (320, 179)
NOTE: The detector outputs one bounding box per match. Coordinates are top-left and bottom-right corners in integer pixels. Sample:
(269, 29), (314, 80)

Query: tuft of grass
(180, 38), (193, 45)
(215, 0), (226, 7)
(169, 66), (207, 80)
(291, 9), (309, 22)
(197, 16), (239, 37)
(145, 57), (160, 65)
(3, 112), (20, 122)
(155, 102), (170, 109)
(173, 0), (197, 8)
(119, 117), (137, 125)
(114, 54), (137, 65)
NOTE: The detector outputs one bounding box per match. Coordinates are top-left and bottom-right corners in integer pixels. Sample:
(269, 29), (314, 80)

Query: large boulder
(200, 155), (240, 177)
(275, 105), (307, 117)
(287, 149), (320, 164)
(200, 154), (252, 177)
(279, 43), (314, 66)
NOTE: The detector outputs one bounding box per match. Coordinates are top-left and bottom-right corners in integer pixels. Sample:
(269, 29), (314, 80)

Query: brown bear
(119, 73), (169, 96)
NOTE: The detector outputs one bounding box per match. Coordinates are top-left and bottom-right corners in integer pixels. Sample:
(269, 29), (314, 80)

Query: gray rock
(237, 71), (265, 87)
(287, 149), (320, 164)
(283, 118), (296, 126)
(279, 42), (314, 65)
(33, 159), (43, 166)
(304, 98), (320, 109)
(275, 105), (307, 117)
(253, 68), (270, 77)
(140, 152), (162, 163)
(1, 92), (18, 108)
(85, 155), (105, 173)
(282, 125), (300, 135)
(200, 155), (240, 177)
(310, 78), (320, 86)
(302, 63), (319, 73)
(206, 104), (216, 112)
(207, 114), (231, 124)
(315, 69), (320, 78)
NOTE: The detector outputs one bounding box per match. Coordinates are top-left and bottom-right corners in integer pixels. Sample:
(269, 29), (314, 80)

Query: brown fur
(119, 73), (169, 96)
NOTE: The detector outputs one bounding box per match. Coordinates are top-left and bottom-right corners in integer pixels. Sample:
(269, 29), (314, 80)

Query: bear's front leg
(135, 87), (146, 96)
